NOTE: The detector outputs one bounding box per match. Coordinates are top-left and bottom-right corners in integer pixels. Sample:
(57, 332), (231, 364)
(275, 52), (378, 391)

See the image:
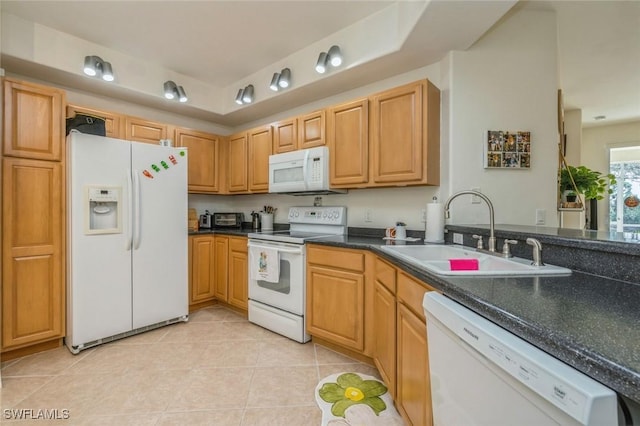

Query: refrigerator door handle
(126, 170), (133, 250)
(133, 170), (142, 249)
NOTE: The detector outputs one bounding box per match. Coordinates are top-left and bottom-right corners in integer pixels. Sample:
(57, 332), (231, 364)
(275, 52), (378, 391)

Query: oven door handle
(248, 242), (303, 254)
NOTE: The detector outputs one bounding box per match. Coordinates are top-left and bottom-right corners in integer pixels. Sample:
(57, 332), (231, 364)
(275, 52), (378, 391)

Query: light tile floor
(0, 306), (380, 425)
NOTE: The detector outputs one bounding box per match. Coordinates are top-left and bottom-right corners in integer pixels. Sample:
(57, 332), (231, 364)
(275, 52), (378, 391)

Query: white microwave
(268, 146), (346, 195)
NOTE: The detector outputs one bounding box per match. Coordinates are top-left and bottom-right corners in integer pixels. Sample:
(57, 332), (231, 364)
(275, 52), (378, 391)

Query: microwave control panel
(310, 157), (322, 183)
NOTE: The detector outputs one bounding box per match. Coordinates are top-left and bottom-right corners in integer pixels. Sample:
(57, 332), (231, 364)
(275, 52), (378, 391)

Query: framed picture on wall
(484, 130), (531, 169)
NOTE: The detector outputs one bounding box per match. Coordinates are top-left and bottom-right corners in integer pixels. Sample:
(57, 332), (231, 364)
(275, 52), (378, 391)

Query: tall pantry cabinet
(1, 78), (67, 359)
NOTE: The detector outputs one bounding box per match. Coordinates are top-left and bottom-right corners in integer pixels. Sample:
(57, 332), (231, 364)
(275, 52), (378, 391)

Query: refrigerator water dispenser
(85, 186), (122, 234)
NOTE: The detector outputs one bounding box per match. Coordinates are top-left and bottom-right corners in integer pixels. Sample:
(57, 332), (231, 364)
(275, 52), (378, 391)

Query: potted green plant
(560, 165), (616, 200)
(565, 190), (577, 203)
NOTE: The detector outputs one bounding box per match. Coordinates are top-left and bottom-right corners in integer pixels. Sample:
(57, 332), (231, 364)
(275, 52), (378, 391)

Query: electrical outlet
(471, 187), (481, 204)
(421, 209), (427, 223)
(364, 209), (373, 223)
(535, 209), (546, 225)
(453, 233), (464, 244)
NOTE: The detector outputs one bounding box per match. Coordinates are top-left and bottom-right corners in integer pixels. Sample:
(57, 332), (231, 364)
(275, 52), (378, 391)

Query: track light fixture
(163, 80), (188, 103)
(269, 68), (292, 91)
(235, 84), (255, 105)
(83, 55), (114, 81)
(315, 45), (343, 74)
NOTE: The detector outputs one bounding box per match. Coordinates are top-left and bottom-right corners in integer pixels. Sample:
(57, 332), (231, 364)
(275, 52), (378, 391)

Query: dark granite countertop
(307, 233), (640, 403)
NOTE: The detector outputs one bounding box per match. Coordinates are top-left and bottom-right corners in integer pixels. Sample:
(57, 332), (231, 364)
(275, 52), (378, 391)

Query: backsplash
(189, 186), (440, 231)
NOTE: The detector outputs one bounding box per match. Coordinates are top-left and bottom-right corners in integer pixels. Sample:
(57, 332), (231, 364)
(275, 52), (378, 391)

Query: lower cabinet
(227, 236), (248, 310)
(189, 235), (216, 308)
(188, 234), (247, 313)
(306, 245), (369, 353)
(373, 256), (435, 426)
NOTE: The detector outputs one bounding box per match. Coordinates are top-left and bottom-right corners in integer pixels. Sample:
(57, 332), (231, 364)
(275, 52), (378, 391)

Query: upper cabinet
(327, 98), (369, 187)
(227, 132), (249, 193)
(125, 116), (169, 145)
(174, 127), (221, 193)
(370, 80), (440, 186)
(248, 125), (272, 193)
(272, 110), (326, 154)
(67, 104), (124, 139)
(327, 79), (440, 189)
(3, 78), (65, 161)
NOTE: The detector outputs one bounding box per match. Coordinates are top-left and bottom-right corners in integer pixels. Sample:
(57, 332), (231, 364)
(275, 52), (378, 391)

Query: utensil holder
(260, 213), (273, 231)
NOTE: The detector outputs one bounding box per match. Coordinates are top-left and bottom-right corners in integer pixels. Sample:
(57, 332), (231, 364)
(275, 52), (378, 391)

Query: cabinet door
(228, 237), (248, 310)
(213, 236), (229, 301)
(2, 158), (65, 350)
(397, 303), (433, 426)
(248, 125), (272, 192)
(190, 236), (216, 305)
(327, 99), (369, 187)
(66, 104), (124, 139)
(272, 118), (298, 154)
(373, 281), (397, 398)
(306, 265), (365, 351)
(298, 110), (325, 149)
(125, 116), (168, 144)
(371, 80), (440, 186)
(227, 133), (248, 193)
(175, 128), (220, 193)
(3, 78), (65, 161)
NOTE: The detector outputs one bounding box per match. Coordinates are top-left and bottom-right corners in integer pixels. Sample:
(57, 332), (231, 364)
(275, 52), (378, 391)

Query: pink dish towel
(449, 258), (479, 271)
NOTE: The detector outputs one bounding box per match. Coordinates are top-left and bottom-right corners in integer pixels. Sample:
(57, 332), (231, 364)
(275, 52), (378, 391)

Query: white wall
(446, 8), (559, 227)
(582, 120), (640, 229)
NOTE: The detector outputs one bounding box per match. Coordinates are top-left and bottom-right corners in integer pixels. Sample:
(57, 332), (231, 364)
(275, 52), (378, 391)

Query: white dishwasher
(423, 292), (619, 426)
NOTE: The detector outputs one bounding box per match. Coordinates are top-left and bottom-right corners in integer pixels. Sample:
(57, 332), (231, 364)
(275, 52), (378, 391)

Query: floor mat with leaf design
(315, 372), (404, 426)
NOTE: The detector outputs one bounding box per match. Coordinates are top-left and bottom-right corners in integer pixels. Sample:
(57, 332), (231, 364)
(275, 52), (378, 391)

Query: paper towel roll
(425, 201), (445, 243)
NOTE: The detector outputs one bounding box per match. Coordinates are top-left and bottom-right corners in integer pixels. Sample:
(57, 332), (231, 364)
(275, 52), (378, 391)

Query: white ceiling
(1, 0), (639, 128)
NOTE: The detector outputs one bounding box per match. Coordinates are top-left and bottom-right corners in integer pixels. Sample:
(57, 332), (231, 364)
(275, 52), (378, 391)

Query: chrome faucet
(444, 190), (496, 253)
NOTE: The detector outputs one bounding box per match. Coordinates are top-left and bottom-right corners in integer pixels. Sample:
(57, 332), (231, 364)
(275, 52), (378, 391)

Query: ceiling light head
(315, 52), (328, 74)
(328, 45), (342, 67)
(83, 56), (98, 76)
(164, 80), (178, 100)
(242, 84), (254, 104)
(235, 88), (245, 105)
(101, 61), (114, 81)
(177, 86), (188, 103)
(278, 68), (291, 88)
(270, 73), (280, 91)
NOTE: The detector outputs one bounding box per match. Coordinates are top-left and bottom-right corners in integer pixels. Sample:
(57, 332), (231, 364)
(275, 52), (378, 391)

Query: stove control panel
(288, 206), (346, 225)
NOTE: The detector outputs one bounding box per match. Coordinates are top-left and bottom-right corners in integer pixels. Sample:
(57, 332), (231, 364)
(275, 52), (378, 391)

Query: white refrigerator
(66, 131), (188, 353)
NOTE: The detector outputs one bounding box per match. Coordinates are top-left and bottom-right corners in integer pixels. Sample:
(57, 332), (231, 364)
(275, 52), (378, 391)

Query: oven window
(257, 259), (291, 294)
(273, 166), (303, 183)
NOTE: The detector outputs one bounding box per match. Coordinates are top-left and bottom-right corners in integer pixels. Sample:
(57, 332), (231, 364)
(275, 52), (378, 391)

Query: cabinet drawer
(397, 272), (435, 322)
(229, 236), (248, 252)
(375, 256), (396, 293)
(307, 245), (365, 272)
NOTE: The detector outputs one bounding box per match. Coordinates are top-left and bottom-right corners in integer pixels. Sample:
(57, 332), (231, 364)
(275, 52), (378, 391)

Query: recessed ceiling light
(594, 115), (606, 120)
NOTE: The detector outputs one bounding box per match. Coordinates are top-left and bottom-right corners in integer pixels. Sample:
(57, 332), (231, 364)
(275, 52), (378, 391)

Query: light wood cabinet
(189, 235), (216, 308)
(272, 110), (325, 154)
(227, 132), (249, 193)
(370, 80), (440, 186)
(396, 271), (435, 426)
(228, 236), (248, 310)
(3, 78), (65, 161)
(306, 245), (367, 351)
(373, 257), (397, 398)
(248, 125), (272, 193)
(2, 158), (65, 351)
(66, 104), (124, 139)
(327, 98), (369, 187)
(213, 235), (229, 300)
(272, 118), (297, 154)
(174, 127), (221, 193)
(125, 116), (169, 144)
(298, 110), (325, 149)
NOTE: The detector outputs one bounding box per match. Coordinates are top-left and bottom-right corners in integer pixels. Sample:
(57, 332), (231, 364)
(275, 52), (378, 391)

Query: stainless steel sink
(378, 244), (572, 276)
